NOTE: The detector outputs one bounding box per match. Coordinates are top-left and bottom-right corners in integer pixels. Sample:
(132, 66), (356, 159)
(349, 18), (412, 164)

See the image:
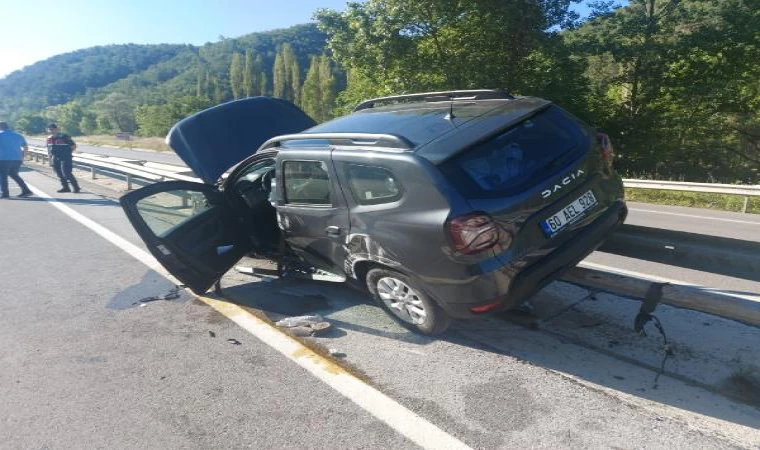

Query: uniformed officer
(46, 123), (81, 193)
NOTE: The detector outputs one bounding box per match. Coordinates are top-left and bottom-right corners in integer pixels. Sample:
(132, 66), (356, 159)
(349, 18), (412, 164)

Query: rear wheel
(366, 268), (451, 335)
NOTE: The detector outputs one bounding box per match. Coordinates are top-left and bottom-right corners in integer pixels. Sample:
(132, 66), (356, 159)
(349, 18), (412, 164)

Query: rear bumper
(433, 201), (628, 319)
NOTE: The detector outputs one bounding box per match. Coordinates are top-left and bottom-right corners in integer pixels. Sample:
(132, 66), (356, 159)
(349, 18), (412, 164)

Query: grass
(75, 134), (171, 152)
(625, 188), (759, 214)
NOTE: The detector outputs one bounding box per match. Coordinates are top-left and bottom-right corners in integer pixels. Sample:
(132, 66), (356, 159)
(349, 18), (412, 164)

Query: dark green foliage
(317, 0), (759, 183)
(14, 115), (47, 135)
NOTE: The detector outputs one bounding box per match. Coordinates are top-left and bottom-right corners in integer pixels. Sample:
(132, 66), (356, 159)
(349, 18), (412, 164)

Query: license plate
(540, 190), (597, 237)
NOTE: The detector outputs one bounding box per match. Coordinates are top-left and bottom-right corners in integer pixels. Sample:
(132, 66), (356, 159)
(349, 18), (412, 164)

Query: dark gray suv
(120, 90), (626, 335)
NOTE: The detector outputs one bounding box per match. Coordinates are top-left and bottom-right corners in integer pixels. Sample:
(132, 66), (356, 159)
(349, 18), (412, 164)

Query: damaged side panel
(344, 233), (404, 279)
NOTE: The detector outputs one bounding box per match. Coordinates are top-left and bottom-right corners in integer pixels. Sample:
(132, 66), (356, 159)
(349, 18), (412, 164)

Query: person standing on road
(46, 123), (81, 193)
(0, 121), (33, 199)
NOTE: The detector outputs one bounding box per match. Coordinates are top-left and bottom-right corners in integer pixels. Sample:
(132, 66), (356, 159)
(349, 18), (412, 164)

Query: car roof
(263, 96), (552, 164)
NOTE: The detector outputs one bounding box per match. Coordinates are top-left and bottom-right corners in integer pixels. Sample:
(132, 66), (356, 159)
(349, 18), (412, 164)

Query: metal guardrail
(26, 146), (201, 189)
(27, 145), (758, 211)
(624, 179), (759, 213)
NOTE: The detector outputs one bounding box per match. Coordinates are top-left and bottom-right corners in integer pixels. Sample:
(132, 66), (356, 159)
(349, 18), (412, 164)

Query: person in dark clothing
(46, 123), (80, 193)
(0, 121), (33, 199)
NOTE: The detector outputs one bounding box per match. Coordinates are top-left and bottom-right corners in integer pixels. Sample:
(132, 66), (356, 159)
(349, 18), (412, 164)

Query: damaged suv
(120, 90), (626, 335)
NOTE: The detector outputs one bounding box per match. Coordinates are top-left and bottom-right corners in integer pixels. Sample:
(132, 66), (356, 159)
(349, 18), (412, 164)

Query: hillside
(0, 23), (332, 132)
(0, 44), (188, 115)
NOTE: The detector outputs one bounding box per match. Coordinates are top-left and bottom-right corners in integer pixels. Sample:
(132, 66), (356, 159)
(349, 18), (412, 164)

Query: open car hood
(166, 97), (316, 184)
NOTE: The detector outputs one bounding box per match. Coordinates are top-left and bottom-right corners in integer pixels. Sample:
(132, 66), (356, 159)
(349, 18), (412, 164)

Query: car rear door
(274, 148), (350, 279)
(120, 180), (253, 293)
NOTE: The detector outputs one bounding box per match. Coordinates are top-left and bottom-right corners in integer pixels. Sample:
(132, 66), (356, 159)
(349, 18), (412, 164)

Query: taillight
(447, 213), (500, 255)
(597, 132), (615, 169)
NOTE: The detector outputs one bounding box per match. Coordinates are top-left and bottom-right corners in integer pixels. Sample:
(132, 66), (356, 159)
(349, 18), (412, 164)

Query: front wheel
(366, 268), (451, 335)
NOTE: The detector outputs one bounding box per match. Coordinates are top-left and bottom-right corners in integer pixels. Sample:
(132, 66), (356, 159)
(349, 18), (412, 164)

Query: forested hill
(0, 23), (331, 134)
(0, 44), (188, 113)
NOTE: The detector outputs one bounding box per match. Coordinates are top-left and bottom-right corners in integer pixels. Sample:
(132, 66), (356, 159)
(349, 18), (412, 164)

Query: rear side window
(441, 106), (588, 197)
(344, 164), (402, 205)
(283, 160), (332, 205)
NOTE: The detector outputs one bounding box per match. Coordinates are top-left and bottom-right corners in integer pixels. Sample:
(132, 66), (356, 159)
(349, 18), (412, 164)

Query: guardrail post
(91, 166), (97, 179)
(126, 174), (132, 190)
(742, 196), (749, 214)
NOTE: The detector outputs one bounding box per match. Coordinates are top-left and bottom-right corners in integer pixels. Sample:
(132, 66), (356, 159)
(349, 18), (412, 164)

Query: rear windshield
(439, 106), (588, 198)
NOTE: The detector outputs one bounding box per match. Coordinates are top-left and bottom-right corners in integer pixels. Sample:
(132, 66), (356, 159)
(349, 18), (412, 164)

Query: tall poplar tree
(243, 49), (257, 97)
(273, 49), (287, 99)
(229, 53), (245, 99)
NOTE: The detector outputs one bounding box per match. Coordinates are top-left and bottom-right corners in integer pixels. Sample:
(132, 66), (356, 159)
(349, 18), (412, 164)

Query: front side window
(283, 160), (332, 205)
(136, 190), (211, 237)
(345, 164), (402, 205)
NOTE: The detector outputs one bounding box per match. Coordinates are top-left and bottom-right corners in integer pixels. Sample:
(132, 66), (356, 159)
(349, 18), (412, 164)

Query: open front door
(120, 180), (253, 293)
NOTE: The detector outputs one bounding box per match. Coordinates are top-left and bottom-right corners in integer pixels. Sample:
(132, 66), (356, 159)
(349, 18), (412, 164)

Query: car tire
(366, 268), (451, 335)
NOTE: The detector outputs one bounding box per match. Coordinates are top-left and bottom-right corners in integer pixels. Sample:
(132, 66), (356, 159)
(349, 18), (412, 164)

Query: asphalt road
(1, 151), (758, 447)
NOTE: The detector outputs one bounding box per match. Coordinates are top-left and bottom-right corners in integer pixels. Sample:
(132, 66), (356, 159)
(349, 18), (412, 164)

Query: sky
(0, 0), (611, 78)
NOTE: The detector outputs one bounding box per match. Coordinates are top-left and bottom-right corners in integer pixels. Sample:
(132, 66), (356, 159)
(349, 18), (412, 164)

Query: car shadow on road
(218, 272), (760, 430)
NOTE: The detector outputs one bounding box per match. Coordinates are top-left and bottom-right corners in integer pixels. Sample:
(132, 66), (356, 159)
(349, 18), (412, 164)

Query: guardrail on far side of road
(623, 179), (759, 213)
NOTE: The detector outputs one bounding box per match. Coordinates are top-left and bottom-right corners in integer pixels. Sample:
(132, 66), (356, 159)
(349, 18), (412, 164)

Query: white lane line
(629, 207), (760, 226)
(578, 261), (760, 302)
(25, 183), (472, 450)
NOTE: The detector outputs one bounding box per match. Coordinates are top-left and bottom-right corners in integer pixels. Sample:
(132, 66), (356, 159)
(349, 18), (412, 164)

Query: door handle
(325, 226), (342, 237)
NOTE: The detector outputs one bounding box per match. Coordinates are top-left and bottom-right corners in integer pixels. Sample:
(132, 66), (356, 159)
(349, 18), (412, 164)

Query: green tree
(136, 96), (213, 137)
(229, 52), (245, 99)
(568, 0), (760, 181)
(79, 112), (98, 135)
(301, 55), (336, 122)
(314, 0), (577, 102)
(15, 115), (47, 135)
(283, 44), (302, 105)
(243, 49), (258, 97)
(259, 71), (269, 96)
(273, 48), (288, 99)
(93, 93), (136, 132)
(44, 102), (84, 135)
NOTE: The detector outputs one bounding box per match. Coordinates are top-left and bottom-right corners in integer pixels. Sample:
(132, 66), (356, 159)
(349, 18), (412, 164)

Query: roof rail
(259, 133), (415, 151)
(353, 89), (514, 112)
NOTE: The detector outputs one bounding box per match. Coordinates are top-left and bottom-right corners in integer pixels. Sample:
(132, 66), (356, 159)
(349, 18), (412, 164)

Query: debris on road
(275, 314), (332, 337)
(208, 331), (216, 338)
(328, 349), (347, 358)
(234, 265), (278, 281)
(227, 338), (242, 345)
(133, 286), (182, 305)
(276, 314), (324, 328)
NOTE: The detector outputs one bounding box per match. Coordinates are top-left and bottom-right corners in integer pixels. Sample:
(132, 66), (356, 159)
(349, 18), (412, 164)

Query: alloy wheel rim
(376, 276), (427, 325)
